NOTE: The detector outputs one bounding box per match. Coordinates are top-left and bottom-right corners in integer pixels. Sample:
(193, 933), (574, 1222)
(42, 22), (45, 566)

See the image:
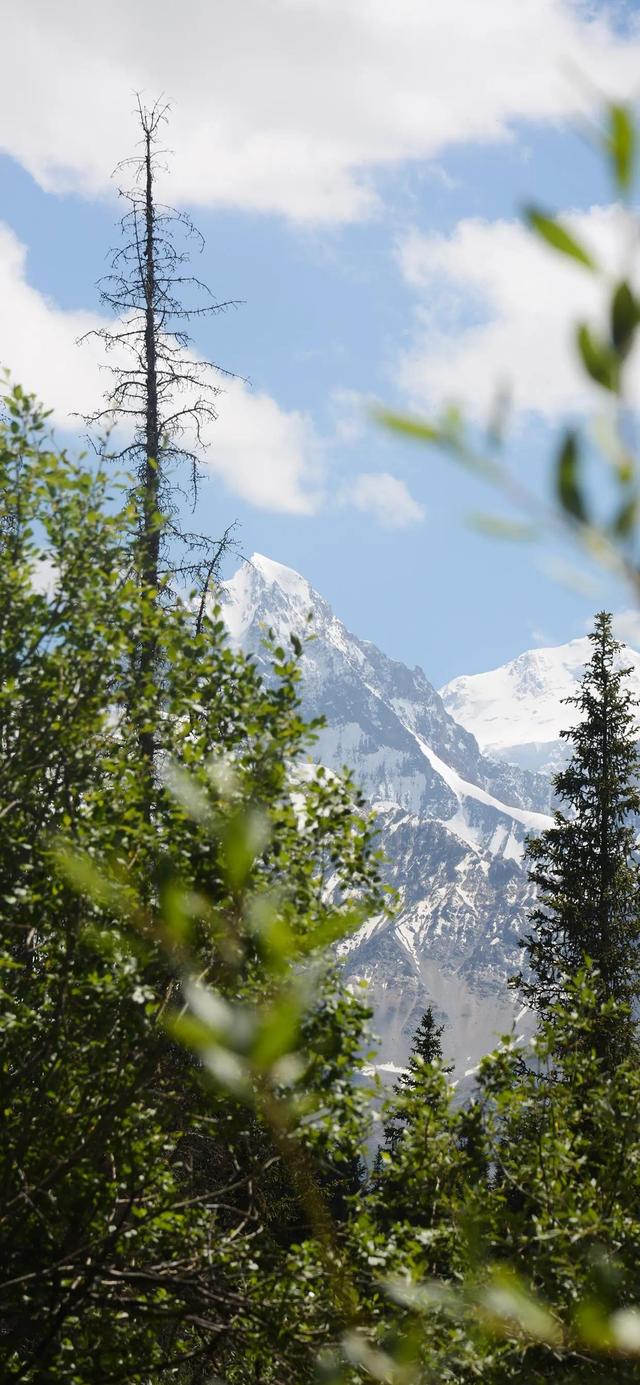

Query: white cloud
(612, 610), (640, 649)
(396, 204), (640, 420)
(0, 224), (106, 420)
(206, 384), (323, 514)
(0, 223), (422, 523)
(2, 2), (640, 223)
(0, 222), (321, 514)
(347, 472), (425, 528)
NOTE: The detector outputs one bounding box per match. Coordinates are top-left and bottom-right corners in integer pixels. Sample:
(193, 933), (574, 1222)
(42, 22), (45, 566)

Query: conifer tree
(518, 611), (640, 1064)
(370, 1010), (469, 1276)
(382, 1006), (451, 1154)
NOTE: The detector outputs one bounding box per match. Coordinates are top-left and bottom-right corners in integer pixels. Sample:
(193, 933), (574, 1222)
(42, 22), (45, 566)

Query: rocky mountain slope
(221, 554), (554, 1078)
(442, 636), (640, 776)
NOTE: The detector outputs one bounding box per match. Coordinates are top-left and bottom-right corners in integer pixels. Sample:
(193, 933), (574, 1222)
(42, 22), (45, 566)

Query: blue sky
(2, 1), (640, 684)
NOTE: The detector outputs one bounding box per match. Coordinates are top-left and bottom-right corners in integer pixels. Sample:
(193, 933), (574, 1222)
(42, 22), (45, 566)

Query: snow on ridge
(357, 658), (550, 836)
(218, 550), (551, 1079)
(221, 562), (257, 645)
(441, 636), (640, 760)
(416, 737), (552, 834)
(225, 554), (385, 678)
(223, 551), (548, 841)
(222, 552), (315, 644)
(250, 552), (313, 605)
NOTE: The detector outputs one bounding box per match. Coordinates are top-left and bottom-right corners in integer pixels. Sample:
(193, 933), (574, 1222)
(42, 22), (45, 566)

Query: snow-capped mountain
(221, 554), (553, 1078)
(441, 637), (640, 776)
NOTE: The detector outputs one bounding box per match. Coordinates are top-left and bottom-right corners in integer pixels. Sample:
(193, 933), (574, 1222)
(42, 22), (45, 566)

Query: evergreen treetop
(382, 1006), (452, 1155)
(518, 611), (640, 1063)
(399, 1006), (448, 1085)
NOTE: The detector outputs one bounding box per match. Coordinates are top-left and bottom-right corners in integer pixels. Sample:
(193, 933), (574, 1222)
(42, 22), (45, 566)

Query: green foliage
(379, 1007), (452, 1157)
(0, 386), (385, 1381)
(366, 99), (640, 1384)
(331, 975), (640, 1384)
(518, 612), (640, 1065)
(8, 94), (640, 1385)
(523, 208), (597, 270)
(376, 101), (640, 595)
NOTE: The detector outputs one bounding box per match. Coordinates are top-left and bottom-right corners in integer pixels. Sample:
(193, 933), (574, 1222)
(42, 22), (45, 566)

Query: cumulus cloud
(206, 384), (323, 514)
(612, 610), (640, 649)
(347, 472), (425, 528)
(0, 222), (321, 514)
(0, 224), (106, 420)
(396, 204), (640, 420)
(2, 2), (640, 222)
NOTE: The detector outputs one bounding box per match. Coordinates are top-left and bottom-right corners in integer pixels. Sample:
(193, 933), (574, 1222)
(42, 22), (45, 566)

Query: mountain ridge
(441, 633), (640, 775)
(219, 553), (553, 1076)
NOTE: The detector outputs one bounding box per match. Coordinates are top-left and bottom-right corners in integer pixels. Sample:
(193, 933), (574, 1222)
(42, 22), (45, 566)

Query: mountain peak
(441, 634), (640, 774)
(249, 553), (311, 603)
(222, 553), (317, 645)
(220, 549), (553, 1075)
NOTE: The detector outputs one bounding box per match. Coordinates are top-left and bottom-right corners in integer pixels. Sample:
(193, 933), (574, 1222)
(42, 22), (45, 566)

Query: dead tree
(81, 98), (241, 769)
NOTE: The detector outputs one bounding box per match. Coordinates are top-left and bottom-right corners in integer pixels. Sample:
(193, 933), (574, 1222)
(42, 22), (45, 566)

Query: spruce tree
(518, 611), (640, 1064)
(382, 1006), (451, 1154)
(371, 1009), (469, 1273)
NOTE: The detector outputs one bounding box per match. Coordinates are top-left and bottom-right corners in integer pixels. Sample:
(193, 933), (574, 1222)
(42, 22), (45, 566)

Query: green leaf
(251, 994), (302, 1069)
(576, 324), (619, 392)
(574, 1300), (615, 1351)
(295, 905), (368, 955)
(375, 406), (499, 479)
(525, 208), (596, 270)
(612, 494), (638, 538)
(608, 103), (635, 193)
(373, 408), (442, 445)
(480, 1271), (562, 1345)
(556, 432), (588, 523)
(611, 281), (640, 358)
(55, 844), (133, 917)
(222, 808), (270, 891)
(468, 513), (537, 541)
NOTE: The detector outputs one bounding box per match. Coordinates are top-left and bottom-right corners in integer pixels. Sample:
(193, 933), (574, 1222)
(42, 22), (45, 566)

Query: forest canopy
(3, 97), (640, 1384)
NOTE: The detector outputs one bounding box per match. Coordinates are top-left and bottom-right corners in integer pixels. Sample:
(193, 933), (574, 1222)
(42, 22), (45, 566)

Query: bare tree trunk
(79, 97), (242, 786)
(142, 116), (161, 595)
(140, 114), (161, 778)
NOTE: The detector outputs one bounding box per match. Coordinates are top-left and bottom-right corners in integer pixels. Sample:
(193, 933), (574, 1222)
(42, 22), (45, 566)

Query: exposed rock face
(221, 554), (552, 1076)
